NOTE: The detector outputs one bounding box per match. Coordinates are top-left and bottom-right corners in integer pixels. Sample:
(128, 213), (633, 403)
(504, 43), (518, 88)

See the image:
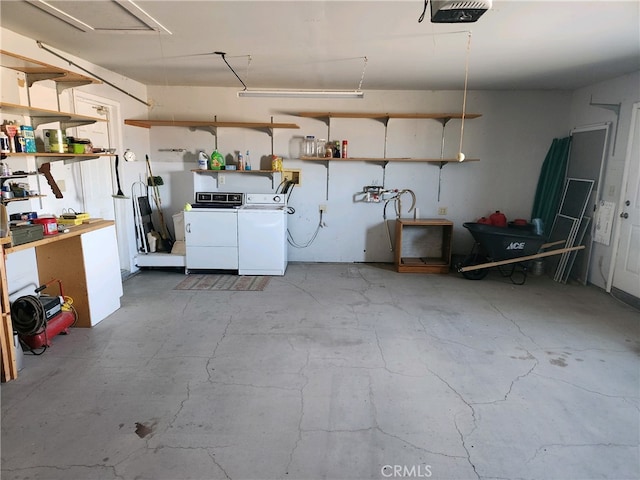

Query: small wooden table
(394, 218), (453, 273)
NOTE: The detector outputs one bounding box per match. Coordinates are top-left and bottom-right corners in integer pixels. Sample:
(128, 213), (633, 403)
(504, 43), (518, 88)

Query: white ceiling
(1, 0), (639, 91)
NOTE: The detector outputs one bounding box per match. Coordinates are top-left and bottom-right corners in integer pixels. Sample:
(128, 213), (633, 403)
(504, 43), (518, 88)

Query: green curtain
(531, 137), (571, 235)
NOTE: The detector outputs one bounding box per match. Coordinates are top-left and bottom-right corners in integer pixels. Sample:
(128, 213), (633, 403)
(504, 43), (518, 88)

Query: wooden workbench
(4, 220), (115, 254)
(1, 220), (123, 381)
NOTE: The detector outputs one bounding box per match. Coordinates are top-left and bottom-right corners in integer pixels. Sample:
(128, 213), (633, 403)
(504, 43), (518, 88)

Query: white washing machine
(238, 193), (287, 275)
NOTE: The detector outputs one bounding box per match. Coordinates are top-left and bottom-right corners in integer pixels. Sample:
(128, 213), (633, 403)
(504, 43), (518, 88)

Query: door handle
(625, 200), (631, 206)
(620, 212), (629, 219)
(186, 223), (191, 233)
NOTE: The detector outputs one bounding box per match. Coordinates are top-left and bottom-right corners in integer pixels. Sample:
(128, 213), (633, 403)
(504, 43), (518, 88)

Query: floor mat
(174, 274), (271, 291)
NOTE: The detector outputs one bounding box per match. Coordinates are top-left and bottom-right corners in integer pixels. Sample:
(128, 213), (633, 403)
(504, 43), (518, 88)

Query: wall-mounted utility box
(282, 169), (301, 186)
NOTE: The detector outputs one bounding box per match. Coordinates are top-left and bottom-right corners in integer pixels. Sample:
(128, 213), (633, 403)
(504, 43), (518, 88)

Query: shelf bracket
(325, 161), (330, 200)
(382, 116), (390, 159)
(436, 118), (452, 202)
(56, 80), (94, 95)
(382, 160), (389, 187)
(35, 156), (100, 167)
(61, 120), (97, 130)
(589, 95), (621, 155)
(24, 72), (62, 88)
(316, 116), (331, 128)
(371, 116), (390, 126)
(30, 115), (72, 129)
(189, 126), (218, 136)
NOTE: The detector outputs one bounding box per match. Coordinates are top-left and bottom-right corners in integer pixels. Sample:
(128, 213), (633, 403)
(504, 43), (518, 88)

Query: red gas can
(489, 211), (507, 227)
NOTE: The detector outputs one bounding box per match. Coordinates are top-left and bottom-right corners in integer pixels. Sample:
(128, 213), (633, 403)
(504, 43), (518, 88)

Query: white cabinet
(184, 210), (238, 270)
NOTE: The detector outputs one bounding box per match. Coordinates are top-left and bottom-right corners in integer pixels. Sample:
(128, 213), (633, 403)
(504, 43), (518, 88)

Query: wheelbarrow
(457, 222), (585, 284)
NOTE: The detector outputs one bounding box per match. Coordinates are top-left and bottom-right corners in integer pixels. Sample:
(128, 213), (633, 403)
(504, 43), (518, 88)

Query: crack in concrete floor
(2, 264), (638, 480)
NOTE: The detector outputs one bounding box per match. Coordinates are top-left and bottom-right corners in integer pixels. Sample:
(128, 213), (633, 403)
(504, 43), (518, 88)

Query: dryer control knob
(273, 195), (281, 203)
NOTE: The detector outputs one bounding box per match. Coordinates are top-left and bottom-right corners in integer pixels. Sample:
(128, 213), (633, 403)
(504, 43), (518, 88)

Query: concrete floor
(1, 263), (639, 480)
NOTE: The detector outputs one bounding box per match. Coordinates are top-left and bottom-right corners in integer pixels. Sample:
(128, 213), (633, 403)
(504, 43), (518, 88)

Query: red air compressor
(12, 279), (77, 352)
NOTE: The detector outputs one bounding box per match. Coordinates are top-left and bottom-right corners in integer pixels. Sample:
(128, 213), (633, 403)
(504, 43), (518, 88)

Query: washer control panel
(245, 193), (286, 206)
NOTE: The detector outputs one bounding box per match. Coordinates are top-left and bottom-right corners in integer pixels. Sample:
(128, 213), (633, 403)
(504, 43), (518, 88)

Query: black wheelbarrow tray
(457, 222), (585, 284)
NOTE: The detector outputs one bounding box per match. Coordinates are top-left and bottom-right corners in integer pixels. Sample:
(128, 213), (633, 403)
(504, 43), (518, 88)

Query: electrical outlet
(319, 204), (327, 213)
(438, 207), (447, 215)
(282, 169), (301, 185)
(218, 174), (225, 185)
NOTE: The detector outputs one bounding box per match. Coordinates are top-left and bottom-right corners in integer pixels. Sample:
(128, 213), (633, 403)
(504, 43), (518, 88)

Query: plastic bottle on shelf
(0, 132), (9, 154)
(245, 150), (252, 170)
(197, 151), (208, 169)
(238, 152), (244, 171)
(209, 149), (224, 170)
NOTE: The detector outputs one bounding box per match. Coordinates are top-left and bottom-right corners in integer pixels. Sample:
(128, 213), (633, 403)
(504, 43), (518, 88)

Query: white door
(73, 94), (115, 219)
(73, 92), (130, 273)
(611, 102), (640, 298)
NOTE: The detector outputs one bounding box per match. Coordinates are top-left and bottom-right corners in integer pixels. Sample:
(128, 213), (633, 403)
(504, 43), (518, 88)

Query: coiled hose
(11, 295), (47, 335)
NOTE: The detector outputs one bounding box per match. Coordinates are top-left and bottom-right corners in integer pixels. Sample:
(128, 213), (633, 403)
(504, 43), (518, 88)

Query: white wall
(567, 71), (640, 289)
(8, 26), (635, 271)
(144, 85), (571, 261)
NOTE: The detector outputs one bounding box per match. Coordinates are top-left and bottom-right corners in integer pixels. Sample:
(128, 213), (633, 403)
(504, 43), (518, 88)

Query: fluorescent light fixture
(238, 89), (364, 99)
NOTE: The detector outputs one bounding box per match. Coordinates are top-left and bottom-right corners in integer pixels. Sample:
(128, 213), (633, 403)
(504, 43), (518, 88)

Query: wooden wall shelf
(124, 119), (299, 130)
(1, 102), (106, 129)
(0, 49), (100, 89)
(300, 156), (479, 163)
(2, 152), (114, 163)
(298, 112), (482, 120)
